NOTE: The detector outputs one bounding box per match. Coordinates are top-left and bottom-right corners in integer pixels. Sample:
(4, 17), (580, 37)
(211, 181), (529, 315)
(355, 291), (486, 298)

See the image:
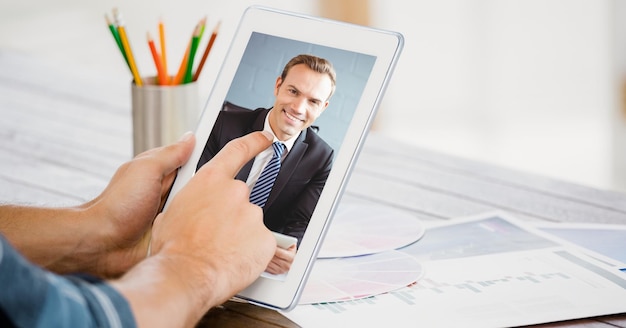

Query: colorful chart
(318, 203), (426, 258)
(299, 250), (424, 304)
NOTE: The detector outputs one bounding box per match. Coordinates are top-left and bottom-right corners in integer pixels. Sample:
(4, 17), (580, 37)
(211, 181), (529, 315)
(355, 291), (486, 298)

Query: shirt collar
(263, 109), (298, 154)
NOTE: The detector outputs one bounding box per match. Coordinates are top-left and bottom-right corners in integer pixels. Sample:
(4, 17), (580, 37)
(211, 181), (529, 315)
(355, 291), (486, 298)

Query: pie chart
(318, 203), (426, 258)
(300, 249), (424, 304)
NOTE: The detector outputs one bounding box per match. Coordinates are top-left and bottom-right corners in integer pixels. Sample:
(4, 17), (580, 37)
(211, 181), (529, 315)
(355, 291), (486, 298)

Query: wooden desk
(1, 50), (626, 327)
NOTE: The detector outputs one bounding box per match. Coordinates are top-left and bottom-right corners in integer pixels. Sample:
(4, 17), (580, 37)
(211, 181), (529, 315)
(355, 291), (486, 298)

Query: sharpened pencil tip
(113, 8), (124, 25)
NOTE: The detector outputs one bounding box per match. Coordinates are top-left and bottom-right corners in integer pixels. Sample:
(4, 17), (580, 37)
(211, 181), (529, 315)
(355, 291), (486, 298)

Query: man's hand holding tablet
(162, 5), (403, 311)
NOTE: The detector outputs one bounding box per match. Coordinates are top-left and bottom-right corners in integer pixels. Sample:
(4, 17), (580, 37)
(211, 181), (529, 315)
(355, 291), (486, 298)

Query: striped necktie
(249, 141), (286, 208)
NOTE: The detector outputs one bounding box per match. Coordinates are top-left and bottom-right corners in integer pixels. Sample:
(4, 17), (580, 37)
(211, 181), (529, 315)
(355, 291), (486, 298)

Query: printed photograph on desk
(194, 32), (375, 280)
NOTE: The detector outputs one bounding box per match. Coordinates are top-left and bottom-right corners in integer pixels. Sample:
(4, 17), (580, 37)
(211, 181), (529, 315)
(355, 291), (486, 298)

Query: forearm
(110, 252), (224, 328)
(0, 204), (94, 273)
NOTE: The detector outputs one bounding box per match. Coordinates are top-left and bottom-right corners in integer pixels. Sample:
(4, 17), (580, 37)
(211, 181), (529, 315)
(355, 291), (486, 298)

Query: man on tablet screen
(196, 54), (336, 275)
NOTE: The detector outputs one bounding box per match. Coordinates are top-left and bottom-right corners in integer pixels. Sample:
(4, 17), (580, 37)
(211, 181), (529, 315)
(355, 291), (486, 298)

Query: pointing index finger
(202, 131), (273, 178)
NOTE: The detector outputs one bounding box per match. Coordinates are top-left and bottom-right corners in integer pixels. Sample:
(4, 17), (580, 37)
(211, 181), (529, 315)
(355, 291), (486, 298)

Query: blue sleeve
(0, 235), (136, 328)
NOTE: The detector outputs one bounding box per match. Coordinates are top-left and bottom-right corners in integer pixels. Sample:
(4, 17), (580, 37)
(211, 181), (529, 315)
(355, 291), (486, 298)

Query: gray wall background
(224, 32), (375, 152)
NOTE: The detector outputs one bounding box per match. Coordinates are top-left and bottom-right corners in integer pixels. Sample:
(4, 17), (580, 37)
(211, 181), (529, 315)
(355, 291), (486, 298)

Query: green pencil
(105, 13), (130, 69)
(198, 16), (207, 39)
(184, 24), (201, 84)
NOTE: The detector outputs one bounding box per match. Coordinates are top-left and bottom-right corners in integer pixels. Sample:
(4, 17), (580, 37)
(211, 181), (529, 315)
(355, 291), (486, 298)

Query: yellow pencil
(158, 18), (169, 84)
(118, 27), (143, 86)
(105, 14), (129, 69)
(114, 9), (143, 86)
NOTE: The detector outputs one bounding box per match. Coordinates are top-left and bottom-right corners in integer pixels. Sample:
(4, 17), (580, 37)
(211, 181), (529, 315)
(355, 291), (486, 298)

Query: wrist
(78, 200), (152, 278)
(0, 204), (91, 273)
(156, 245), (226, 309)
(112, 251), (222, 328)
(42, 205), (101, 274)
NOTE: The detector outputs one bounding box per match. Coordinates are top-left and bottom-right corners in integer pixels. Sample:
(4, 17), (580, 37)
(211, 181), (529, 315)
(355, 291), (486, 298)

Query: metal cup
(131, 77), (199, 156)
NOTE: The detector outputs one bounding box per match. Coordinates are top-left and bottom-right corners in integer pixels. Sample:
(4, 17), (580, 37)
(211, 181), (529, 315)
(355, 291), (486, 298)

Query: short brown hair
(280, 54), (337, 100)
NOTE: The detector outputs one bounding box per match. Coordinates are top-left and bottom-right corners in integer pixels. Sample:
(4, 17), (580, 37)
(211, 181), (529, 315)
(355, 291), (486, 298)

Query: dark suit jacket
(196, 108), (334, 242)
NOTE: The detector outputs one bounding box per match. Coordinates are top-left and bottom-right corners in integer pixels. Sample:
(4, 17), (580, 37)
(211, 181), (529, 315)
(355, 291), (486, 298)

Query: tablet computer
(163, 5), (403, 311)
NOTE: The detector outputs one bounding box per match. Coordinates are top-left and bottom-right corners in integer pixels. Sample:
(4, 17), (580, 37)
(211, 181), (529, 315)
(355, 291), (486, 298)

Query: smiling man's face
(268, 64), (333, 141)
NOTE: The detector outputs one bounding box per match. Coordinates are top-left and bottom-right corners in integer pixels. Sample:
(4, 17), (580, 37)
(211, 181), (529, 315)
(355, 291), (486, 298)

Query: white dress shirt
(245, 110), (298, 190)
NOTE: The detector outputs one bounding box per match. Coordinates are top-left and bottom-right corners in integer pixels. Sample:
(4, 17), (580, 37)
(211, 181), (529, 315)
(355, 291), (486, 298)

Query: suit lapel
(265, 129), (308, 208)
(235, 109), (268, 181)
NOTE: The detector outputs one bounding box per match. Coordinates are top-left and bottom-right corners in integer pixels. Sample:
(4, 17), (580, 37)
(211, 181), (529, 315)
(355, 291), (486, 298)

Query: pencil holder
(131, 77), (199, 156)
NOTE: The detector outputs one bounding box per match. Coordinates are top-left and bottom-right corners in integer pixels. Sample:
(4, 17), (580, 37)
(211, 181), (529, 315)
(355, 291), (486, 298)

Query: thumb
(137, 131), (196, 176)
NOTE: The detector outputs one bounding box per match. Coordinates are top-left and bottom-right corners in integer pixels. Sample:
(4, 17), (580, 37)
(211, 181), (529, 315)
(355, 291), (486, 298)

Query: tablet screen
(163, 5), (403, 311)
(222, 31), (375, 155)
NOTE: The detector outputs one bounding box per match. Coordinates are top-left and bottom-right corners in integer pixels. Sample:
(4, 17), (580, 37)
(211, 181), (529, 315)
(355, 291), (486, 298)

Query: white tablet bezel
(163, 5), (403, 311)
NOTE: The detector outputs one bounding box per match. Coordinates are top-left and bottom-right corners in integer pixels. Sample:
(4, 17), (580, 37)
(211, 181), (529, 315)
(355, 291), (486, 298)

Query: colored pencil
(184, 24), (202, 84)
(118, 26), (143, 86)
(158, 18), (169, 84)
(193, 21), (220, 81)
(105, 10), (217, 86)
(148, 33), (167, 85)
(172, 42), (190, 85)
(172, 19), (203, 85)
(198, 16), (207, 40)
(105, 14), (129, 69)
(114, 9), (143, 86)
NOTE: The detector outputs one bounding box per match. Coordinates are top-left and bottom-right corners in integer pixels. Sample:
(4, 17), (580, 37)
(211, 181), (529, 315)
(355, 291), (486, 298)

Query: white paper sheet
(535, 222), (626, 271)
(283, 212), (626, 327)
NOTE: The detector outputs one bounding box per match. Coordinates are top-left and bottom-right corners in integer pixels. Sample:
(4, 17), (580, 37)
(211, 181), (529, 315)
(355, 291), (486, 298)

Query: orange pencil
(193, 21), (220, 81)
(172, 42), (191, 85)
(148, 33), (167, 85)
(172, 18), (207, 85)
(158, 18), (169, 84)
